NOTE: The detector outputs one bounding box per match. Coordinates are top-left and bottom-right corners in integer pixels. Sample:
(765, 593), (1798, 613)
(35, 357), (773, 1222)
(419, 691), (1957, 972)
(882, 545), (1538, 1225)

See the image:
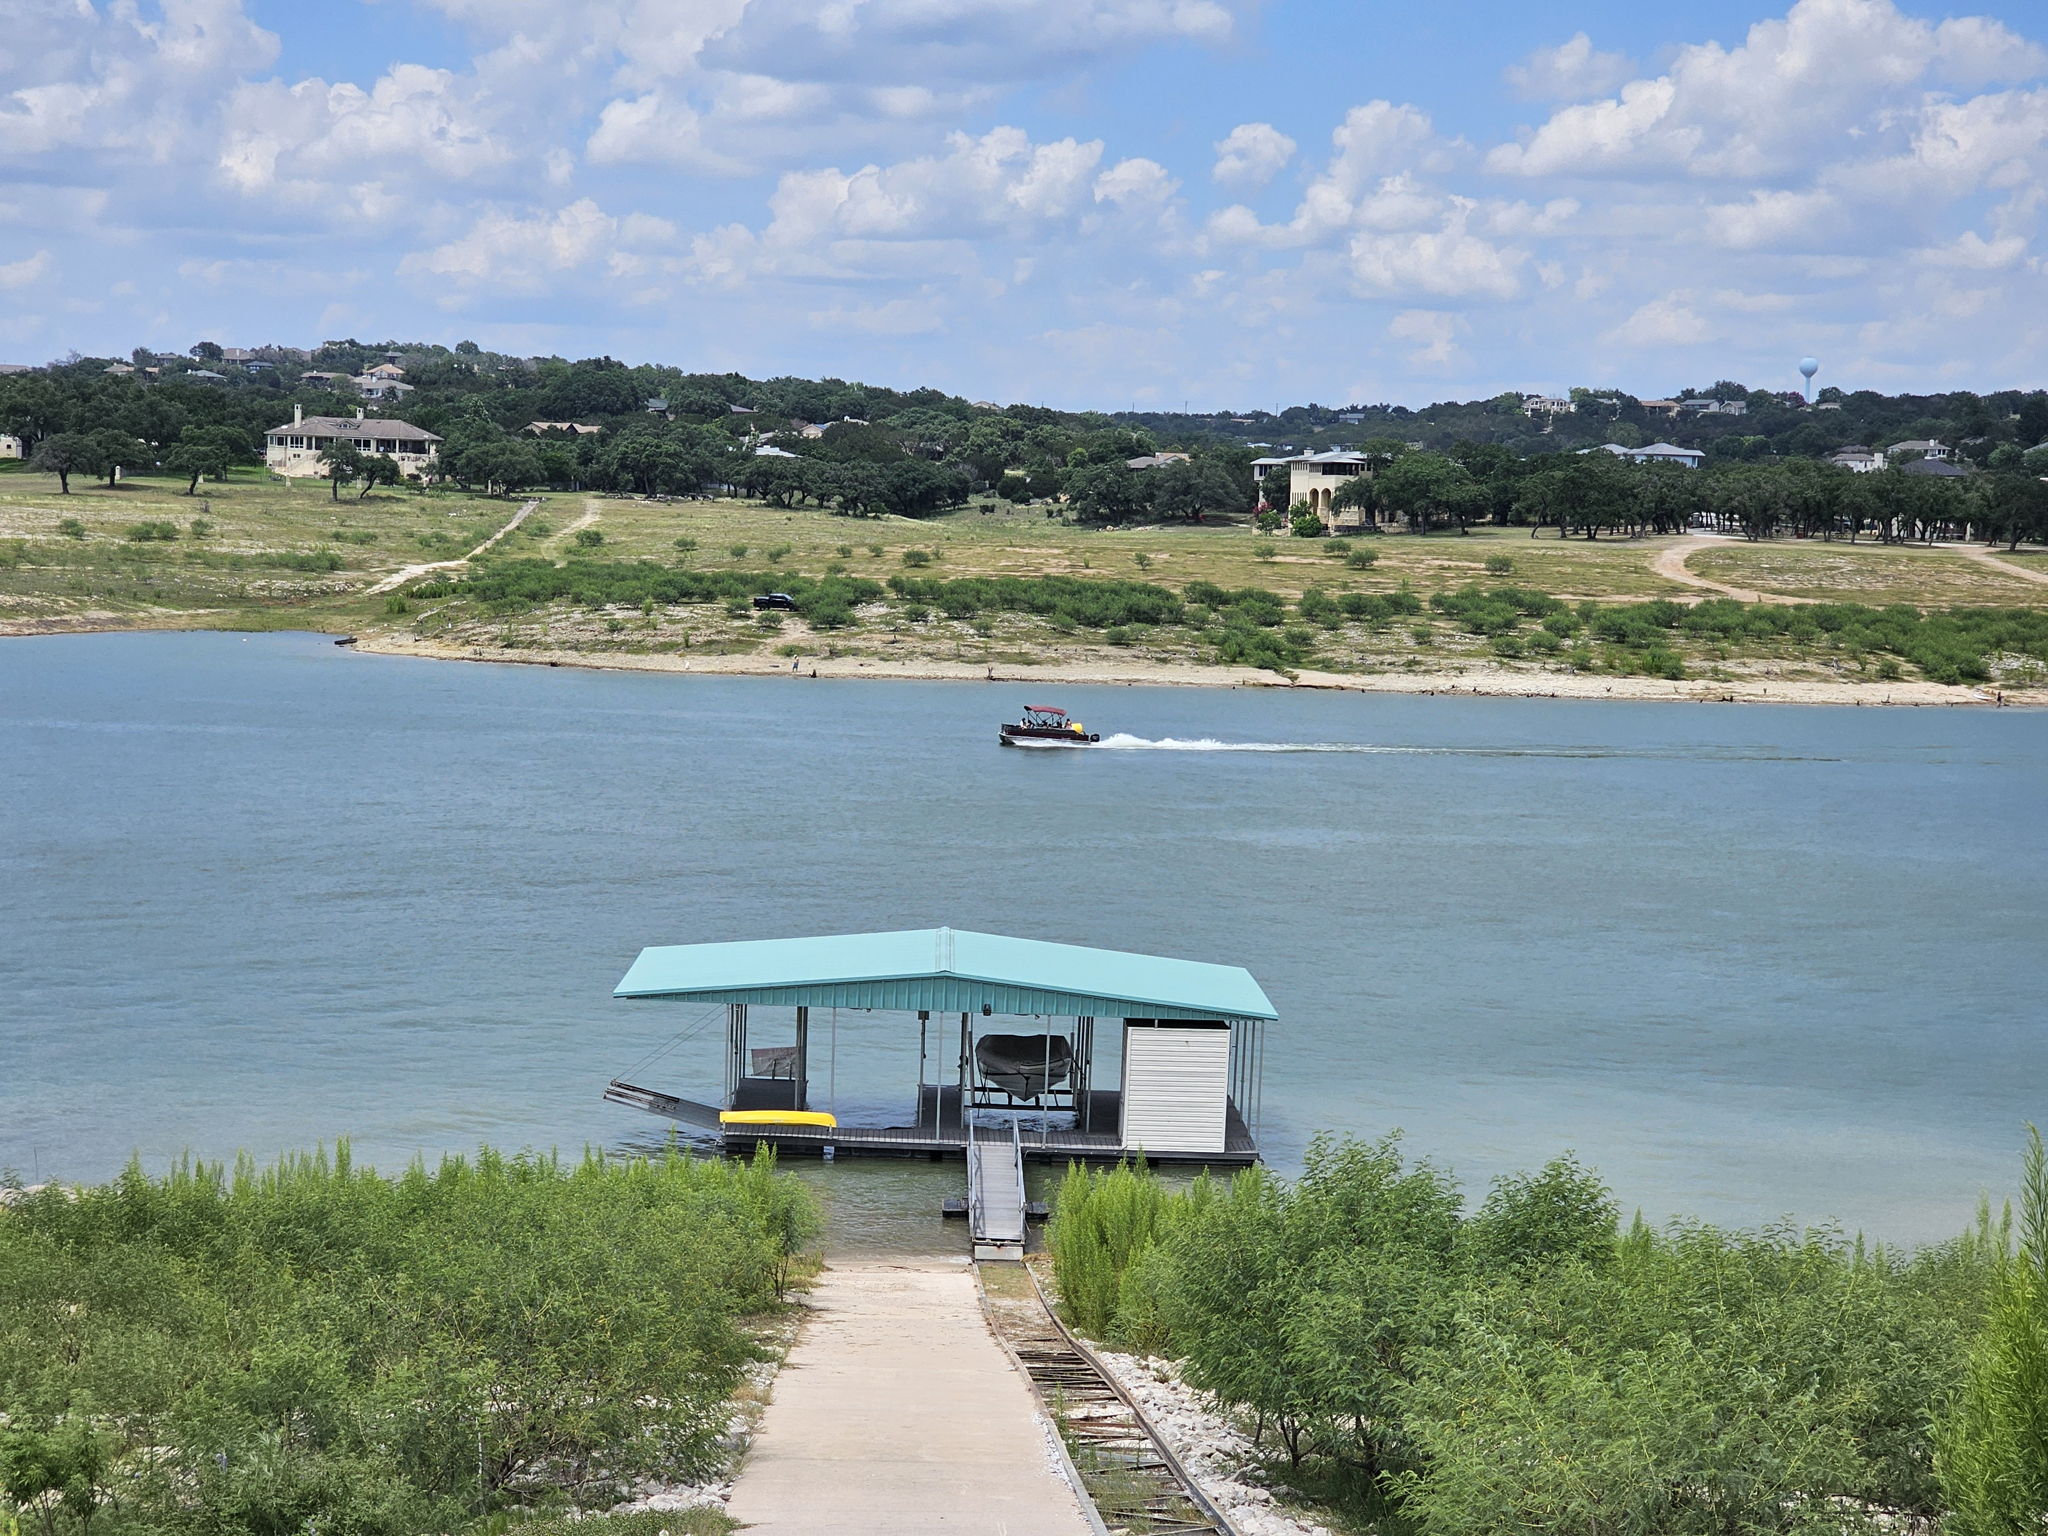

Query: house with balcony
(264, 404), (441, 479)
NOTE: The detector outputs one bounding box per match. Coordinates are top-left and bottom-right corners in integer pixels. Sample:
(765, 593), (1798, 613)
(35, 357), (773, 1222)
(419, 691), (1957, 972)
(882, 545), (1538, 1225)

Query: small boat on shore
(1000, 704), (1100, 747)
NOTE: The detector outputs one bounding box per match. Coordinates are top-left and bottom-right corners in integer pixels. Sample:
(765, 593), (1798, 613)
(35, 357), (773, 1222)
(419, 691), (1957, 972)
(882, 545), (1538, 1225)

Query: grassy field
(1689, 542), (2048, 606)
(0, 464), (521, 631)
(3, 469), (2042, 690)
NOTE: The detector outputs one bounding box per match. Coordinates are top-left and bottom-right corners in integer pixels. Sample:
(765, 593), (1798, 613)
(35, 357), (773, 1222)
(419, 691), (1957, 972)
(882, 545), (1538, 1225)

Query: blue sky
(4, 0), (2047, 409)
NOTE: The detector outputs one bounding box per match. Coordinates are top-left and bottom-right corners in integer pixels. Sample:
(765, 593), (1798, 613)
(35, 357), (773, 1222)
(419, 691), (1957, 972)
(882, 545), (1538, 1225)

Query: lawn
(1689, 542), (2048, 606)
(0, 467), (529, 630)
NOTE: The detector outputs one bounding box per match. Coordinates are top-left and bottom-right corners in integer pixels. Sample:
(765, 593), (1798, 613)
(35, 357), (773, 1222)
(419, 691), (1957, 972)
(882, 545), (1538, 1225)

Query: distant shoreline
(350, 632), (2030, 709)
(1, 619), (2031, 707)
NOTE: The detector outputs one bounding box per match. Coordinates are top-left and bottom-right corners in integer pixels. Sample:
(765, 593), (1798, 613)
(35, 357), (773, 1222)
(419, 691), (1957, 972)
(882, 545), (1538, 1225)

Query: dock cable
(611, 1005), (723, 1081)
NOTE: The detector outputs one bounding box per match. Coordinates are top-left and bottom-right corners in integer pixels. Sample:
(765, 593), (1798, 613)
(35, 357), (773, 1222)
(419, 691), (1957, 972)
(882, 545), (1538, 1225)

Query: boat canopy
(1024, 704), (1068, 715)
(614, 927), (1278, 1022)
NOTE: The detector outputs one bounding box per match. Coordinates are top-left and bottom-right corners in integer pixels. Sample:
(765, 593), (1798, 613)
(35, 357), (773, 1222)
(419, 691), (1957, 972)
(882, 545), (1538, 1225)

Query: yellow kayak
(719, 1109), (838, 1128)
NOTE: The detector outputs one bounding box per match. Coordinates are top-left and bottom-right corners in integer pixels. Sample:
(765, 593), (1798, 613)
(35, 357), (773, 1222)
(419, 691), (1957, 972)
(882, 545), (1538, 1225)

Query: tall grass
(1046, 1161), (1208, 1345)
(1939, 1125), (2048, 1535)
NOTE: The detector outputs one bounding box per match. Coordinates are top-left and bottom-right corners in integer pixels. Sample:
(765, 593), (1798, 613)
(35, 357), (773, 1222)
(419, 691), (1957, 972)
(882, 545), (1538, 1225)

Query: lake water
(3, 631), (2044, 1252)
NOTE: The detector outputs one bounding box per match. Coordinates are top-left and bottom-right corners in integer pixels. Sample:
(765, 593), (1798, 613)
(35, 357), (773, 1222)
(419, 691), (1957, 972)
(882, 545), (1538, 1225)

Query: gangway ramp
(969, 1119), (1027, 1261)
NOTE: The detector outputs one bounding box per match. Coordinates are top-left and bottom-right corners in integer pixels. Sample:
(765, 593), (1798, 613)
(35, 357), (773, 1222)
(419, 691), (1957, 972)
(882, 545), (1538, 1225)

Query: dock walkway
(727, 1261), (1093, 1535)
(968, 1125), (1027, 1260)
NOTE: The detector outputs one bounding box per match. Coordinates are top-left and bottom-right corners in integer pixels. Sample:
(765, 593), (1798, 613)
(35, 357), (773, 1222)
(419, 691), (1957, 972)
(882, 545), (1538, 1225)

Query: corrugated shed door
(1120, 1023), (1229, 1154)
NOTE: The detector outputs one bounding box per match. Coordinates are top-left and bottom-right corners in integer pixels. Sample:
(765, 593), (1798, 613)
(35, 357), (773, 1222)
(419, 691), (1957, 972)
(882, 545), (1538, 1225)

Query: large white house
(1589, 441), (1706, 469)
(0, 433), (23, 459)
(264, 404), (441, 479)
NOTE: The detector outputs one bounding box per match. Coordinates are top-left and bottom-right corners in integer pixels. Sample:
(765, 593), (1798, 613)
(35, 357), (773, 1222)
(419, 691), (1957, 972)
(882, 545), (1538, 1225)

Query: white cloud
(1349, 211), (1524, 301)
(1389, 308), (1464, 365)
(1604, 296), (1716, 347)
(1488, 0), (2048, 180)
(0, 250), (51, 289)
(1504, 33), (1635, 102)
(0, 0), (277, 158)
(219, 65), (512, 200)
(402, 199), (679, 295)
(1212, 123), (1295, 188)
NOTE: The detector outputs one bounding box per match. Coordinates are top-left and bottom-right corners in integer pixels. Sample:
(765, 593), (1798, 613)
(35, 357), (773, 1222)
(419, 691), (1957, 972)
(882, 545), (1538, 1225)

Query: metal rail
(986, 1263), (1243, 1536)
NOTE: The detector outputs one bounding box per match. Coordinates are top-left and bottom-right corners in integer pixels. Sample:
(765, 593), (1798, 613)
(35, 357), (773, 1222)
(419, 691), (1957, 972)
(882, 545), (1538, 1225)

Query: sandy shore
(352, 632), (2025, 709)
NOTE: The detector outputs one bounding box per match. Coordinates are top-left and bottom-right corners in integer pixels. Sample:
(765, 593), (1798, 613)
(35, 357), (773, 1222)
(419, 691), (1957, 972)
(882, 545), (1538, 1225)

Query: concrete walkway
(728, 1261), (1094, 1536)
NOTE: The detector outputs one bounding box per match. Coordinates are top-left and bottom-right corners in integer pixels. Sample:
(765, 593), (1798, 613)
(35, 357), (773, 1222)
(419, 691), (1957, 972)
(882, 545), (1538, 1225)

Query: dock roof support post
(795, 1005), (809, 1113)
(918, 1010), (930, 1135)
(958, 1012), (970, 1139)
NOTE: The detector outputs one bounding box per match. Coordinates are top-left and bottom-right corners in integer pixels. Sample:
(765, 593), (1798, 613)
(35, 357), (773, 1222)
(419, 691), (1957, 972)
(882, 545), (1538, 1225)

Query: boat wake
(1088, 734), (1838, 761)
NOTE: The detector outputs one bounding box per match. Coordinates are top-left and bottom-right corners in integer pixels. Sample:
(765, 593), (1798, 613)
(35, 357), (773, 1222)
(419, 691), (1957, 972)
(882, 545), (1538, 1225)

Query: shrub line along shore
(351, 631), (2022, 708)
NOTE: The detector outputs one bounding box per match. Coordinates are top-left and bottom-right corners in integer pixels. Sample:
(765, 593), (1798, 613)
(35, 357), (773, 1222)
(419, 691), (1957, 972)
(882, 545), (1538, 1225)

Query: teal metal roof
(613, 927), (1278, 1022)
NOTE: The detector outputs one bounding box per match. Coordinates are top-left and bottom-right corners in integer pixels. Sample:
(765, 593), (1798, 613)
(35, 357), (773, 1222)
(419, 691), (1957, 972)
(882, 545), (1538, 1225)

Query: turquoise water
(2, 631), (2044, 1251)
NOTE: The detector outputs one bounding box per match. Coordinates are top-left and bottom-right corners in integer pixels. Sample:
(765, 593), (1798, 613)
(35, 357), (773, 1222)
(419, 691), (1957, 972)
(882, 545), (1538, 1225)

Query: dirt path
(1649, 535), (1822, 605)
(726, 1261), (1093, 1535)
(364, 498), (541, 596)
(1957, 544), (2048, 588)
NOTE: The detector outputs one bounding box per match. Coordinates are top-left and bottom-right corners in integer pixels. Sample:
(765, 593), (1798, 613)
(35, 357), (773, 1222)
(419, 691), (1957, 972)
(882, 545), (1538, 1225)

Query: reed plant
(1938, 1125), (2048, 1535)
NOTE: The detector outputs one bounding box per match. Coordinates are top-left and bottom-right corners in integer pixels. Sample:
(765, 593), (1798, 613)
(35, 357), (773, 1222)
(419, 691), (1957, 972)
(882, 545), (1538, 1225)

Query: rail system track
(986, 1265), (1242, 1536)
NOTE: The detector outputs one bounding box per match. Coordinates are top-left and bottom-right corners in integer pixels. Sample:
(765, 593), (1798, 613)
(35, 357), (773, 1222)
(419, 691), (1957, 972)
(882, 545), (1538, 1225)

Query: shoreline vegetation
(1044, 1131), (2048, 1536)
(0, 1144), (819, 1536)
(2, 470), (2044, 709)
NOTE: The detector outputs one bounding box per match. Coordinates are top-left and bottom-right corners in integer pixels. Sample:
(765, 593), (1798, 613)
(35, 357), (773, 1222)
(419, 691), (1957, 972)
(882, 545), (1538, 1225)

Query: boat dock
(606, 927), (1276, 1196)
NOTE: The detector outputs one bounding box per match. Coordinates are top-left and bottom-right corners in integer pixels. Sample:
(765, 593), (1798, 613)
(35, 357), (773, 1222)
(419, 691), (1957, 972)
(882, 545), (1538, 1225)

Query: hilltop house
(1886, 439), (1954, 462)
(1124, 453), (1190, 470)
(1827, 446), (1885, 473)
(365, 362), (405, 379)
(350, 374), (414, 401)
(1590, 441), (1705, 468)
(264, 404), (441, 479)
(525, 421), (603, 436)
(1523, 395), (1573, 416)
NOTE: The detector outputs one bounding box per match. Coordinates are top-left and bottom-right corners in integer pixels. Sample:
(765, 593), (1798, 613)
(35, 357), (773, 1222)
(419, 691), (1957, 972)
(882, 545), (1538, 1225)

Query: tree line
(1317, 445), (2048, 549)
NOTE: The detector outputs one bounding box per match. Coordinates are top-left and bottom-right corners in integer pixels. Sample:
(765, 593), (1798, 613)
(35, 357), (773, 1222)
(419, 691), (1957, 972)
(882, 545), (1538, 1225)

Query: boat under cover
(975, 1033), (1075, 1098)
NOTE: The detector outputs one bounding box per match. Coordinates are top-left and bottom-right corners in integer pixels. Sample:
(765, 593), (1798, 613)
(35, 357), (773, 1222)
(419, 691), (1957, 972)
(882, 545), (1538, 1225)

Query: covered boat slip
(606, 927), (1276, 1167)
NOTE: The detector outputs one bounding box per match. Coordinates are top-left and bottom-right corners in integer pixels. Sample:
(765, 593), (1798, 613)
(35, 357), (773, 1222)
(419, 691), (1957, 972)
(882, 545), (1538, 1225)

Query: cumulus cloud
(402, 199), (679, 296)
(1504, 33), (1635, 102)
(0, 250), (51, 289)
(220, 66), (512, 201)
(1488, 0), (2048, 180)
(1389, 308), (1465, 365)
(1212, 123), (1295, 188)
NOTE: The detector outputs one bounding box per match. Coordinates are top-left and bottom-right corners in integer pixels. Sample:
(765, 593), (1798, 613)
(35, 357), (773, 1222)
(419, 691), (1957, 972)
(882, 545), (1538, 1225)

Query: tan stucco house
(265, 405), (441, 479)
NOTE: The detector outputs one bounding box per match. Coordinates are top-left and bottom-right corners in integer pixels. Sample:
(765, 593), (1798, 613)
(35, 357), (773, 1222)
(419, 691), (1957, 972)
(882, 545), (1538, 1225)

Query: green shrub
(766, 543), (793, 564)
(728, 543), (749, 559)
(56, 517), (85, 539)
(124, 520), (179, 542)
(574, 527), (605, 548)
(674, 536), (699, 553)
(1251, 540), (1277, 561)
(382, 595), (410, 616)
(901, 547), (933, 568)
(1484, 553), (1515, 574)
(1345, 547), (1379, 569)
(188, 517), (213, 538)
(0, 1145), (817, 1532)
